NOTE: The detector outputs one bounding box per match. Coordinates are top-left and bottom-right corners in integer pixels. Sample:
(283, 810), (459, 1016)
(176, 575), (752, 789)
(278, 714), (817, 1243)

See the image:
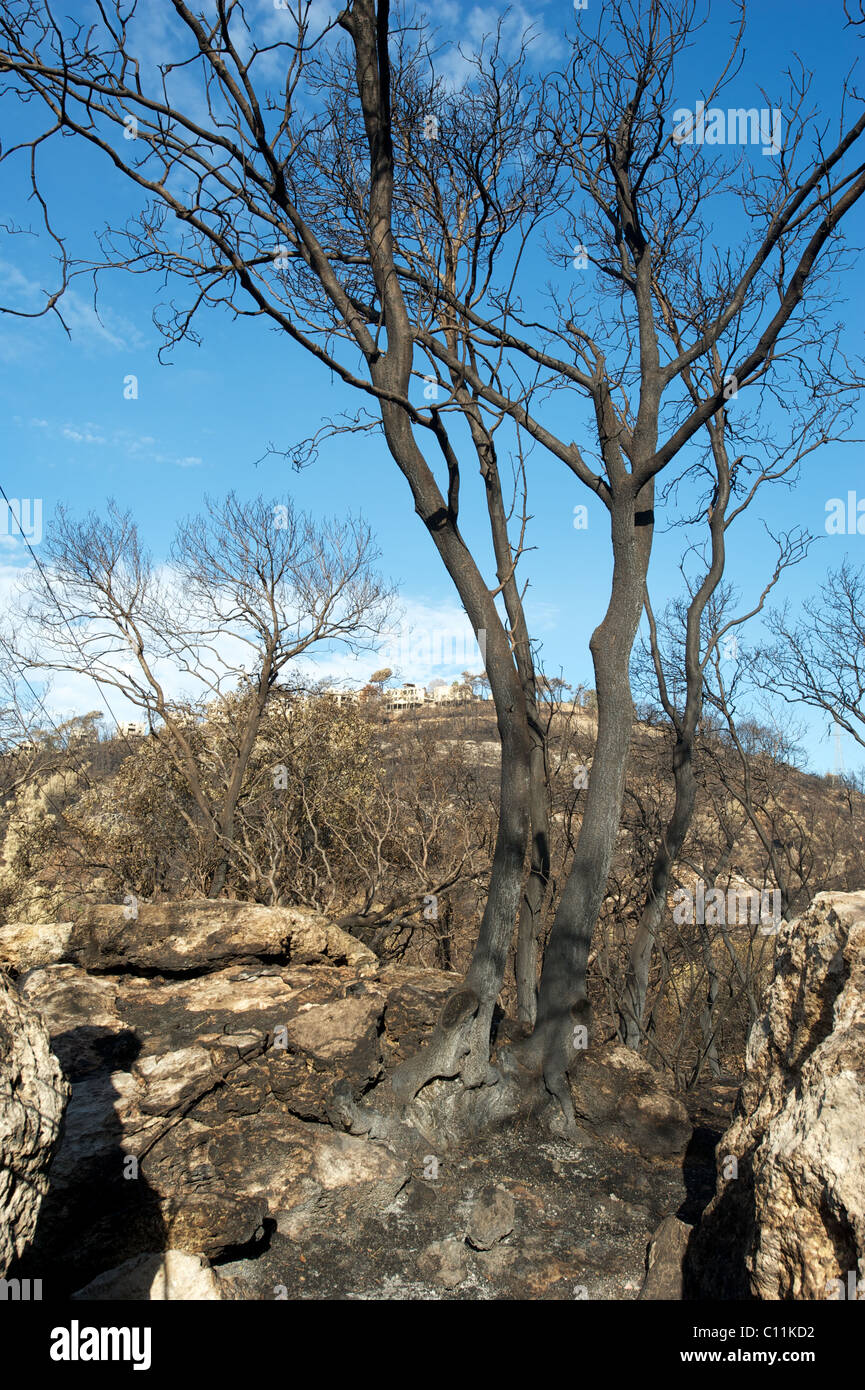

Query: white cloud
(295, 595), (486, 688)
(25, 416), (205, 471)
(420, 1), (564, 88)
(0, 260), (148, 354)
(1, 560), (484, 723)
(61, 425), (108, 445)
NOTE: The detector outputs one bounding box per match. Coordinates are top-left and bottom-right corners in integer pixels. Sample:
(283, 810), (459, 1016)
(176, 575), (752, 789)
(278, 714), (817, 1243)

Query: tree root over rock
(325, 991), (594, 1154)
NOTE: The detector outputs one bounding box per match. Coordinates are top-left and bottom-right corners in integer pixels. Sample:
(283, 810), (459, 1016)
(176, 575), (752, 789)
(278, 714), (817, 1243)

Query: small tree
(759, 561), (865, 756)
(15, 493), (393, 895)
(618, 385), (832, 1049)
(369, 667), (393, 694)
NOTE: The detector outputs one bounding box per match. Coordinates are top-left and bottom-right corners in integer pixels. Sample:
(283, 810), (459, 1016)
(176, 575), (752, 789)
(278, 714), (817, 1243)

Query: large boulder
(0, 900), (378, 976)
(14, 957), (459, 1291)
(6, 906), (707, 1300)
(0, 970), (69, 1274)
(0, 922), (74, 975)
(568, 1043), (691, 1157)
(687, 890), (865, 1299)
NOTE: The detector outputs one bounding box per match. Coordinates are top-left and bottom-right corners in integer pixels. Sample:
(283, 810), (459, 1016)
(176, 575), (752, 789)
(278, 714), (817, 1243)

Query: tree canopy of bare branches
(14, 491), (392, 893)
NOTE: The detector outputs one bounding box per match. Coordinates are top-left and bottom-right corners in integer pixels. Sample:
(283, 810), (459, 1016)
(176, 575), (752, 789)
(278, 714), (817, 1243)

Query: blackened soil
(218, 1080), (737, 1301)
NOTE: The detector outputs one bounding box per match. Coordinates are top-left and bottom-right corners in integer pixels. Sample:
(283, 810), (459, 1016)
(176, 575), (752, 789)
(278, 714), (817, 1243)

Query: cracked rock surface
(686, 891), (865, 1300)
(0, 969), (69, 1275)
(5, 900), (713, 1299)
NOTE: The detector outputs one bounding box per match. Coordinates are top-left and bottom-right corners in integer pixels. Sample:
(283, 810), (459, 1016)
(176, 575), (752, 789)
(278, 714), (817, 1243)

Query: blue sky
(1, 0), (863, 774)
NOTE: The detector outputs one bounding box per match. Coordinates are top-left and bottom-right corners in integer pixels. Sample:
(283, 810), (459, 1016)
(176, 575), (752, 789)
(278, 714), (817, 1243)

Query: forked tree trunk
(619, 424), (732, 1049)
(458, 392), (552, 1031)
(375, 411), (532, 1097)
(336, 2), (536, 1091)
(517, 485), (655, 1121)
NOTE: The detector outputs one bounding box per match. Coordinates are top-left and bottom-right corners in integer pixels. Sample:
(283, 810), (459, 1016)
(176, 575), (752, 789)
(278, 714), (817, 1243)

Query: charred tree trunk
(338, 0), (534, 1096)
(469, 420), (551, 1030)
(435, 897), (454, 972)
(374, 407), (532, 1096)
(619, 421), (733, 1048)
(207, 673), (272, 899)
(516, 481), (655, 1123)
(515, 716), (551, 1029)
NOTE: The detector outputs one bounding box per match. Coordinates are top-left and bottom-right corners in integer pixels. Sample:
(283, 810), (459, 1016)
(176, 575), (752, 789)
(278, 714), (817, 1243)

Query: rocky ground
(216, 1113), (725, 1301)
(9, 892), (861, 1302)
(215, 1128), (723, 1301)
(0, 901), (731, 1300)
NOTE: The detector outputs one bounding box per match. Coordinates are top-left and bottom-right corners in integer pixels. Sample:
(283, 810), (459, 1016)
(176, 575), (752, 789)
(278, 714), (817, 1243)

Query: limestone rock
(568, 1043), (691, 1157)
(0, 922), (74, 974)
(0, 900), (377, 976)
(15, 958), (408, 1290)
(638, 1216), (691, 1299)
(14, 969), (136, 1079)
(71, 1249), (227, 1300)
(0, 971), (69, 1274)
(132, 1046), (218, 1115)
(376, 967), (460, 1063)
(687, 890), (865, 1299)
(9, 912), (702, 1299)
(417, 1237), (469, 1289)
(465, 1185), (515, 1250)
